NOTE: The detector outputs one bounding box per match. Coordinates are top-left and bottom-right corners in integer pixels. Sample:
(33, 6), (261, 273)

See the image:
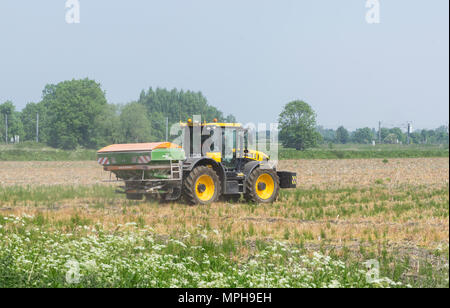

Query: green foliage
(384, 133), (398, 144)
(317, 126), (449, 146)
(352, 127), (374, 144)
(1, 143), (447, 161)
(0, 143), (97, 161)
(336, 126), (350, 144)
(411, 127), (449, 145)
(2, 78), (449, 152)
(148, 111), (166, 141)
(0, 184), (115, 203)
(279, 100), (322, 150)
(279, 144), (449, 159)
(316, 126), (336, 143)
(0, 100), (15, 115)
(137, 87), (234, 140)
(20, 102), (44, 142)
(39, 79), (108, 150)
(0, 101), (24, 143)
(138, 87), (226, 123)
(90, 104), (121, 147)
(119, 102), (152, 143)
(11, 84), (235, 150)
(388, 128), (405, 143)
(0, 216), (416, 288)
(380, 127), (390, 141)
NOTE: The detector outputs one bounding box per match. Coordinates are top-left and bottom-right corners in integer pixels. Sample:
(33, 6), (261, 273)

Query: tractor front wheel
(245, 168), (279, 203)
(183, 166), (221, 205)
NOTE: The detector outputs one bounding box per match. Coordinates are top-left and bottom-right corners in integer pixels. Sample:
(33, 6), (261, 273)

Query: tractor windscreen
(182, 124), (246, 159)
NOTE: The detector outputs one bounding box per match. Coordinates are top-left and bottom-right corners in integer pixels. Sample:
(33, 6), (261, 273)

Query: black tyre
(183, 166), (221, 205)
(245, 168), (279, 203)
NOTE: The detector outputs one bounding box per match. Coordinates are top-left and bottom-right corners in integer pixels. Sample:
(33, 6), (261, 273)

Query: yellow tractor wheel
(183, 166), (221, 205)
(245, 168), (279, 203)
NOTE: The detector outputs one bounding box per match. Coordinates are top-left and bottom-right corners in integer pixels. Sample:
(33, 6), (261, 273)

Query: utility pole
(36, 112), (39, 143)
(378, 121), (381, 144)
(407, 122), (412, 145)
(165, 117), (169, 142)
(5, 113), (7, 144)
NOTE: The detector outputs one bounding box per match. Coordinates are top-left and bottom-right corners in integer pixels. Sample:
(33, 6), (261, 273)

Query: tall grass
(1, 142), (448, 161)
(0, 143), (96, 161)
(0, 185), (116, 204)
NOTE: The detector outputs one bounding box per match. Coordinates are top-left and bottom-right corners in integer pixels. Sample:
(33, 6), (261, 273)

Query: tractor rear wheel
(245, 168), (279, 203)
(183, 166), (221, 205)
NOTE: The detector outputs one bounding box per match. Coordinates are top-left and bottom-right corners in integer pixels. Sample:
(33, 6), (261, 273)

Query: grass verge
(0, 143), (448, 161)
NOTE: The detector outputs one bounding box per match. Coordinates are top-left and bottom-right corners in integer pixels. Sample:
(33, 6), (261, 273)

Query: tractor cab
(180, 119), (269, 167)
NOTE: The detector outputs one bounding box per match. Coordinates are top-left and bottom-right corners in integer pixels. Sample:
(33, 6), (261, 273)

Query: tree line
(0, 79), (235, 149)
(317, 125), (449, 145)
(1, 83), (447, 151)
(278, 100), (449, 150)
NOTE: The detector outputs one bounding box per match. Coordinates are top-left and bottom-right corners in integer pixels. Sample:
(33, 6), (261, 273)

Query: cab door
(222, 127), (236, 167)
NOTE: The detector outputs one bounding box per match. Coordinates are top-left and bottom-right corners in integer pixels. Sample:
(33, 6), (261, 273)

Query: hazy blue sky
(0, 0), (448, 130)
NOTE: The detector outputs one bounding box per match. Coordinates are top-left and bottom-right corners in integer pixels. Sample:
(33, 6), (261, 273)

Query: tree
(410, 131), (421, 144)
(89, 104), (122, 146)
(40, 79), (108, 149)
(384, 133), (398, 144)
(225, 114), (237, 123)
(136, 87), (237, 142)
(434, 126), (449, 144)
(352, 127), (374, 144)
(278, 100), (321, 150)
(0, 101), (14, 115)
(316, 126), (336, 143)
(420, 130), (429, 144)
(388, 128), (405, 144)
(148, 111), (167, 141)
(20, 102), (47, 142)
(336, 126), (350, 144)
(0, 101), (24, 143)
(138, 87), (232, 127)
(380, 128), (390, 141)
(119, 102), (152, 143)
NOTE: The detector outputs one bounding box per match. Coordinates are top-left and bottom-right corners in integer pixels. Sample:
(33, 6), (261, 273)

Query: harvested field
(0, 157), (448, 188)
(278, 158), (449, 188)
(0, 157), (448, 288)
(0, 161), (106, 186)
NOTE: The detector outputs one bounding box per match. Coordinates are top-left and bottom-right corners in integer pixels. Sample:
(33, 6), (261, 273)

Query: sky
(0, 0), (448, 130)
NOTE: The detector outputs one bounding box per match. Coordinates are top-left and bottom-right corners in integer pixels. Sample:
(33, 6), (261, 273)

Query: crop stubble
(0, 158), (448, 258)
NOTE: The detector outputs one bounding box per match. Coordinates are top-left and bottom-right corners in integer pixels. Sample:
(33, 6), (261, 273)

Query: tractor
(97, 120), (297, 205)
